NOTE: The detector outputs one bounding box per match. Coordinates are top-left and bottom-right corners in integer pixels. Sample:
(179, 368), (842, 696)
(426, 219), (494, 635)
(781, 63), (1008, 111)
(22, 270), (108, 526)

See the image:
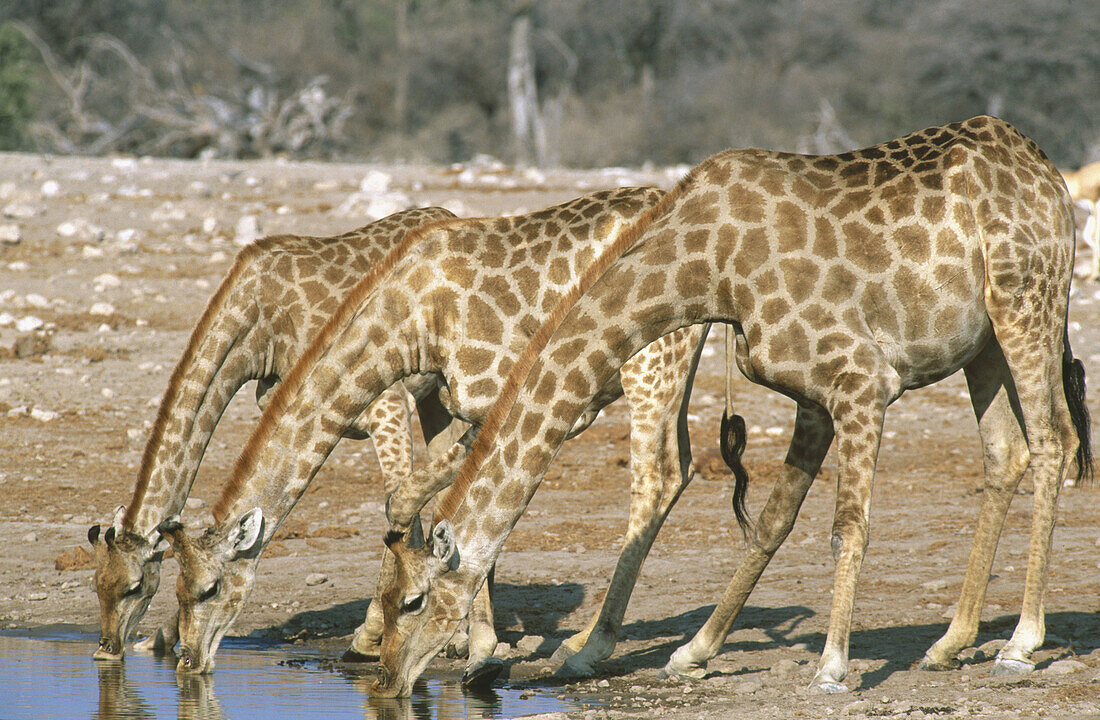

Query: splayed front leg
(461, 569), (502, 688)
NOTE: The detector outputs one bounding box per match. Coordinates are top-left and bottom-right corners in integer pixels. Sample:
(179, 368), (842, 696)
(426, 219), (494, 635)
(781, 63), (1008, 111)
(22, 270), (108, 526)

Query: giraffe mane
(432, 166), (712, 522)
(211, 216), (467, 523)
(124, 237), (294, 530)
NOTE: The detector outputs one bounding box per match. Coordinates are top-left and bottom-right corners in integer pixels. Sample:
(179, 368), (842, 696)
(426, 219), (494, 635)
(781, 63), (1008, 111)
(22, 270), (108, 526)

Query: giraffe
(86, 206), (456, 661)
(155, 186), (716, 681)
(1062, 160), (1100, 281)
(374, 116), (1091, 697)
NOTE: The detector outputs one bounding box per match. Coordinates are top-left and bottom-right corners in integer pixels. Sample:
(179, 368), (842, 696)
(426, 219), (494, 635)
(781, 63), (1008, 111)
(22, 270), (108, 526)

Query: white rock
(16, 316), (43, 332)
(25, 294), (49, 308)
(23, 532), (38, 543)
(151, 202), (187, 222)
(765, 426), (785, 437)
(233, 215), (262, 246)
(1044, 658), (1087, 675)
(0, 181), (15, 200)
(93, 273), (121, 288)
(185, 497), (207, 510)
(7, 405), (28, 417)
(126, 428), (143, 441)
(30, 408), (58, 422)
(97, 323), (112, 333)
(3, 202), (40, 219)
(8, 261), (28, 271)
(202, 217), (218, 234)
(516, 635), (544, 654)
(0, 224), (21, 244)
(40, 180), (60, 197)
(359, 170), (392, 194)
(209, 250), (229, 264)
(57, 221), (79, 237)
(101, 388), (115, 399)
(89, 302), (115, 316)
(82, 245), (105, 259)
(305, 573), (328, 586)
(0, 312), (13, 326)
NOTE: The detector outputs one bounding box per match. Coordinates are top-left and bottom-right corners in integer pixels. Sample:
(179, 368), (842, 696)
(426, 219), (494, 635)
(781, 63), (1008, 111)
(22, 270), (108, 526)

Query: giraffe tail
(720, 325), (751, 531)
(1063, 327), (1093, 484)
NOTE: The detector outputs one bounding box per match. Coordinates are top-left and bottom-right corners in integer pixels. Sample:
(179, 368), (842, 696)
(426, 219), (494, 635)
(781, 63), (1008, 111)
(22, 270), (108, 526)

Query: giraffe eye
(198, 580), (220, 602)
(402, 593), (425, 614)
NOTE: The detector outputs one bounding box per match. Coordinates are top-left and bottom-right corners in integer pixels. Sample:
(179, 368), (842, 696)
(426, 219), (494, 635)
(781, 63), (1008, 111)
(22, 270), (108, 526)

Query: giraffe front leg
(922, 343), (1028, 670)
(133, 609), (179, 655)
(344, 549), (396, 661)
(555, 408), (694, 676)
(662, 404), (833, 679)
(462, 567), (504, 688)
(810, 379), (888, 693)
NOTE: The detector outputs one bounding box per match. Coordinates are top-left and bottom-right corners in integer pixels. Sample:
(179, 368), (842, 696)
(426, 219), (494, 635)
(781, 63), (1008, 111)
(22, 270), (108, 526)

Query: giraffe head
(89, 505), (168, 660)
(372, 519), (470, 698)
(157, 508), (265, 674)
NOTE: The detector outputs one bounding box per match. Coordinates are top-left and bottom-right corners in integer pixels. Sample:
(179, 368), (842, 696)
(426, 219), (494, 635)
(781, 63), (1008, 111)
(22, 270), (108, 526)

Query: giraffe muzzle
(93, 637), (122, 660)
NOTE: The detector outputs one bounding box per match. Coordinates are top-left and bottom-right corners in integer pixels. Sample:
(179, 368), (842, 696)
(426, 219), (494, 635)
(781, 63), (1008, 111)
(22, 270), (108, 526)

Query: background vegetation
(1, 0), (1098, 168)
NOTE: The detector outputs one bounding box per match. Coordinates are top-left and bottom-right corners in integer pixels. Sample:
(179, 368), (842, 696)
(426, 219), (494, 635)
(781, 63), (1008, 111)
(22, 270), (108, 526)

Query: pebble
(359, 170), (392, 194)
(3, 202), (40, 218)
(493, 641), (512, 658)
(25, 294), (50, 308)
(596, 679), (610, 688)
(0, 224), (21, 244)
(89, 302), (115, 316)
(94, 273), (121, 288)
(22, 532), (37, 543)
(16, 316), (43, 332)
(234, 215), (262, 246)
(305, 573), (328, 586)
(734, 678), (762, 694)
(186, 497), (207, 510)
(126, 428), (143, 441)
(1044, 658), (1087, 675)
(40, 180), (60, 197)
(516, 634), (544, 654)
(101, 388), (115, 399)
(30, 408), (59, 422)
(769, 657), (800, 679)
(27, 592), (47, 602)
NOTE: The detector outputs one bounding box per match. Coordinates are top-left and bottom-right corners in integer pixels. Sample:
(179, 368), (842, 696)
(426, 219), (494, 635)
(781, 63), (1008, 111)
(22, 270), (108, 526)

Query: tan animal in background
(1062, 160), (1100, 281)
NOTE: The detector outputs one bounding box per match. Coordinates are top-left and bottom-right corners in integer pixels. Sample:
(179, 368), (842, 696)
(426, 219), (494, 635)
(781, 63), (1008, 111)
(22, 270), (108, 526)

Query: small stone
(596, 679), (610, 688)
(185, 497), (206, 510)
(40, 180), (60, 197)
(921, 578), (950, 591)
(233, 215), (262, 246)
(770, 657), (800, 679)
(25, 294), (49, 308)
(494, 641), (512, 658)
(359, 170), (392, 194)
(27, 592), (47, 601)
(0, 224), (21, 244)
(93, 273), (121, 288)
(126, 428), (143, 441)
(516, 634), (544, 655)
(305, 573), (328, 586)
(1044, 658), (1087, 675)
(975, 638), (1006, 661)
(734, 678), (762, 694)
(89, 302), (115, 316)
(100, 388), (115, 399)
(22, 532), (37, 543)
(30, 408), (58, 422)
(3, 202), (40, 219)
(16, 316), (43, 332)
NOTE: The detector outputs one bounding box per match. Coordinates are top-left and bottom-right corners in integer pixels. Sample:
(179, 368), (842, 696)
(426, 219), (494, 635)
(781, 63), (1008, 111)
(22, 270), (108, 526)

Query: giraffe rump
(211, 216), (464, 523)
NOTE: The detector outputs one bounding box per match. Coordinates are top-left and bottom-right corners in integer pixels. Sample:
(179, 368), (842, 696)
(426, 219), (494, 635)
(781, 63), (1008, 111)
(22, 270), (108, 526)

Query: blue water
(0, 630), (581, 720)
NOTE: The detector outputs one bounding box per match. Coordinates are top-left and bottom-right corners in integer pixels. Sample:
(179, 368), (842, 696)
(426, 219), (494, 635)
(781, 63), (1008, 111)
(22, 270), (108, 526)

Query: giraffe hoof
(554, 656), (595, 679)
(548, 641), (579, 666)
(917, 654), (960, 671)
(814, 681), (849, 694)
(658, 661), (706, 680)
(462, 656), (504, 689)
(990, 657), (1034, 676)
(341, 646), (381, 663)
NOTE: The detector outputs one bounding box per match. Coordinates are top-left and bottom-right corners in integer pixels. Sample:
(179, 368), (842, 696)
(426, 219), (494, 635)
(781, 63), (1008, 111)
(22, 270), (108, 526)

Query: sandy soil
(1, 152), (1099, 719)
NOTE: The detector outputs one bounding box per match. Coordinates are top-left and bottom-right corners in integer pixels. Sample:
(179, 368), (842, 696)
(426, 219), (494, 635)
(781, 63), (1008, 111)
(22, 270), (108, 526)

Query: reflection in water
(93, 661), (153, 720)
(176, 674), (228, 720)
(0, 631), (582, 720)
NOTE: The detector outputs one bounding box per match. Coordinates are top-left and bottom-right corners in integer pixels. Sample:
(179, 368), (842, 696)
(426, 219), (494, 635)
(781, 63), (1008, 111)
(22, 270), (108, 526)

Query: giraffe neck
(125, 248), (268, 534)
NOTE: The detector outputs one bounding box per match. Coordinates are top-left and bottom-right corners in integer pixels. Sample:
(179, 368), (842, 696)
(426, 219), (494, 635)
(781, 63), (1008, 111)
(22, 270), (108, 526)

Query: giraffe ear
(88, 525), (101, 546)
(431, 520), (458, 570)
(226, 508), (264, 559)
(406, 516), (425, 550)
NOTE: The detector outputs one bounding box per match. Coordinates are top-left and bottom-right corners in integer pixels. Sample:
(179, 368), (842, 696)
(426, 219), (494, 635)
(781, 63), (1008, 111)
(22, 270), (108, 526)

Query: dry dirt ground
(1, 152), (1099, 719)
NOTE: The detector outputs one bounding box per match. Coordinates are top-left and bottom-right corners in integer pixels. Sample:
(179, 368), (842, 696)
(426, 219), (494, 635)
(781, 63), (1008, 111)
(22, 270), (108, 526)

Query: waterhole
(0, 628), (589, 719)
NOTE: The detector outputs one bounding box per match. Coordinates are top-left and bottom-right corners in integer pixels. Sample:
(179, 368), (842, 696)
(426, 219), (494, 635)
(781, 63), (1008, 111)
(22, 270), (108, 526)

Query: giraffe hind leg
(921, 339), (1029, 670)
(553, 325), (708, 677)
(981, 259), (1077, 675)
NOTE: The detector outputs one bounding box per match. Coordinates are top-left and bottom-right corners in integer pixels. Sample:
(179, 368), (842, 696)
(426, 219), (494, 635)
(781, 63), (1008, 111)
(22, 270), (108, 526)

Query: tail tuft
(720, 411), (752, 532)
(1063, 352), (1093, 485)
